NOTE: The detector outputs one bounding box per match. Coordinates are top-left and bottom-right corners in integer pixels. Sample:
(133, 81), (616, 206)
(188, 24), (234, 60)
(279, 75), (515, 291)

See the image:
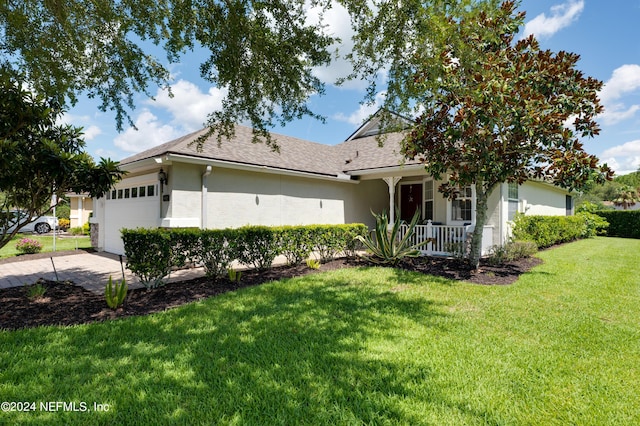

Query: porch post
(382, 177), (402, 224)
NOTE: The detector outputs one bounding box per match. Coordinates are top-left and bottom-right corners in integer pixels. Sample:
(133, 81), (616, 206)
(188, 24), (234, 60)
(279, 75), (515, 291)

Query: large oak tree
(0, 0), (337, 147)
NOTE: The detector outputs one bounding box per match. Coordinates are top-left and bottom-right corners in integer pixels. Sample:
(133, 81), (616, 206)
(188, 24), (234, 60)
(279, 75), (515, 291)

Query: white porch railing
(399, 220), (470, 257)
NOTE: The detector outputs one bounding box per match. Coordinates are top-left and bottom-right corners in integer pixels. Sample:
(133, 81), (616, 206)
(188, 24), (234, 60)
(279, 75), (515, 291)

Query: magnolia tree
(394, 1), (613, 268)
(0, 70), (124, 249)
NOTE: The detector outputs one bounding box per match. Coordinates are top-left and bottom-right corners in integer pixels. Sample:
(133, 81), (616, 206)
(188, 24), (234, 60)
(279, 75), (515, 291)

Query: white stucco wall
(520, 181), (570, 216)
(205, 167), (387, 229)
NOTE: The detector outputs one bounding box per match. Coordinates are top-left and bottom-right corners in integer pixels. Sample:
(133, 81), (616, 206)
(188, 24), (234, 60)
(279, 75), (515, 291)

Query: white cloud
(333, 91), (386, 125)
(307, 1), (363, 89)
(522, 0), (584, 40)
(82, 125), (102, 141)
(113, 110), (181, 153)
(598, 65), (640, 125)
(150, 79), (226, 131)
(601, 140), (640, 175)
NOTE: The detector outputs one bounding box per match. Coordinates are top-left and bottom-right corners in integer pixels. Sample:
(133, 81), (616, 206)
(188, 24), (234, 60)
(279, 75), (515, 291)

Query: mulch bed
(0, 256), (541, 331)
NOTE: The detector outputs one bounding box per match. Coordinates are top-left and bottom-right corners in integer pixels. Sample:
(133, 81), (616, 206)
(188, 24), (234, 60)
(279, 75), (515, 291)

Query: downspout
(201, 165), (212, 229)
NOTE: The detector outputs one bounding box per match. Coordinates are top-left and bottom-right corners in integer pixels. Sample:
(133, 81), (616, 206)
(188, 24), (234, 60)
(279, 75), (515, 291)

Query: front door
(400, 183), (423, 222)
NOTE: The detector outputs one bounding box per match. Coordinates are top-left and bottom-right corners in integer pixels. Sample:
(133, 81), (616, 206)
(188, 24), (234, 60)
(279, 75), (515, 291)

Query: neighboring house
(92, 113), (575, 255)
(66, 193), (93, 228)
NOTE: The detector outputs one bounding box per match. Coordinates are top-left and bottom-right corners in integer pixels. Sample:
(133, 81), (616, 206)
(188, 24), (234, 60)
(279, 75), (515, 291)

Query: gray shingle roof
(120, 124), (418, 176)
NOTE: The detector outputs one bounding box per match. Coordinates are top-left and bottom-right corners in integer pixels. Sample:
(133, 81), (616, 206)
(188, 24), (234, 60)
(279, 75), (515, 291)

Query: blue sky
(65, 0), (640, 175)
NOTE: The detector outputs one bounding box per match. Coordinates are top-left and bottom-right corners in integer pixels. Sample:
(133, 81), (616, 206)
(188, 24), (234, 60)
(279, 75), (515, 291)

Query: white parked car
(7, 211), (59, 234)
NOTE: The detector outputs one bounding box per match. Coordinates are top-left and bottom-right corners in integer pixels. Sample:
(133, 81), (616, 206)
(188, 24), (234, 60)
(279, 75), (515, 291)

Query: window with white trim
(424, 180), (434, 221)
(508, 182), (519, 221)
(451, 186), (472, 222)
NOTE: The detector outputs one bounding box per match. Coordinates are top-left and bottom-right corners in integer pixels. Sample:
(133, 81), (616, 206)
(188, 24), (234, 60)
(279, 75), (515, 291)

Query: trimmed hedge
(511, 212), (608, 249)
(122, 223), (367, 288)
(594, 210), (640, 239)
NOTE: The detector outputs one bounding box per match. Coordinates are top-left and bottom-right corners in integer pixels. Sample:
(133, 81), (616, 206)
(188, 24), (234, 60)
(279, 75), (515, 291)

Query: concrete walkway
(0, 251), (206, 294)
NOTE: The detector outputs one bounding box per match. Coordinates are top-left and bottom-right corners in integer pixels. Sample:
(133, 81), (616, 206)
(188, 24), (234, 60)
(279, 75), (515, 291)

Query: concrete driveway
(0, 251), (205, 293)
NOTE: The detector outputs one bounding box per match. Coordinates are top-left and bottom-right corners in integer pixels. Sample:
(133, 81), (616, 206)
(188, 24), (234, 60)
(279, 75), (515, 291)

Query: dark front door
(400, 183), (423, 222)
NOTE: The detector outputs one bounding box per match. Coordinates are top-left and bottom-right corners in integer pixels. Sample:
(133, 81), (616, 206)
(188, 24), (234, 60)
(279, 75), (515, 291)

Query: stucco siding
(520, 181), (568, 216)
(205, 167), (387, 229)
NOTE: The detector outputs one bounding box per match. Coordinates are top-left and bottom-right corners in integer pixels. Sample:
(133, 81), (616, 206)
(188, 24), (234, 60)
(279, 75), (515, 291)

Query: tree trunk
(468, 182), (491, 270)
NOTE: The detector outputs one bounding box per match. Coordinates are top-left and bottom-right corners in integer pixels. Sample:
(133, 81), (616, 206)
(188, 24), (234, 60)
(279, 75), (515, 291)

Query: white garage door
(104, 181), (161, 254)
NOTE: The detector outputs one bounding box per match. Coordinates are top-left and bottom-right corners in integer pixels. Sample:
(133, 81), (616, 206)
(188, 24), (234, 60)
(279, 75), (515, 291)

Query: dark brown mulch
(0, 256), (541, 331)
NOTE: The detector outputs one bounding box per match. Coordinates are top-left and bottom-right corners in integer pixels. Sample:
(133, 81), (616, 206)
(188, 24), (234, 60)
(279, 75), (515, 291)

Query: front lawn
(0, 237), (638, 424)
(0, 234), (92, 258)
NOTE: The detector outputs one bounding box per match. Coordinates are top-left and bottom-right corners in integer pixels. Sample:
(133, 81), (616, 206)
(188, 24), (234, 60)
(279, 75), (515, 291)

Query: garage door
(104, 182), (161, 254)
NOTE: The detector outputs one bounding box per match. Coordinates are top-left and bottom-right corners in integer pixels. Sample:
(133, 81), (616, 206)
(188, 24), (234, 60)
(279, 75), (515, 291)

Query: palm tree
(613, 185), (640, 210)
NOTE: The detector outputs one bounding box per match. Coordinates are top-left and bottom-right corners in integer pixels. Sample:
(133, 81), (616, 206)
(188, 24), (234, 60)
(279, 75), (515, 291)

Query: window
(131, 187), (138, 198)
(124, 188), (130, 199)
(111, 190), (116, 200)
(451, 186), (472, 222)
(424, 180), (434, 221)
(139, 186), (146, 197)
(147, 185), (155, 197)
(508, 182), (519, 221)
(117, 189), (123, 199)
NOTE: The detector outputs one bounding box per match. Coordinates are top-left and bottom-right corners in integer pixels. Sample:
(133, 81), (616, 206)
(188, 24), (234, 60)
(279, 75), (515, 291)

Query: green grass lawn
(0, 234), (92, 258)
(1, 237), (639, 425)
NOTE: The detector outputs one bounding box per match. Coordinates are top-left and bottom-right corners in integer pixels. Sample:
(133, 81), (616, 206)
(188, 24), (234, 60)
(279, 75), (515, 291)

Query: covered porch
(378, 174), (494, 258)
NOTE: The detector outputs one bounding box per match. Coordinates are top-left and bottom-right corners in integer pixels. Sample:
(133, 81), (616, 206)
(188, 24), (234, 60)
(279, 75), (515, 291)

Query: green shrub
(278, 226), (313, 265)
(343, 224), (368, 258)
(121, 228), (171, 289)
(200, 229), (237, 278)
(487, 240), (538, 266)
(16, 238), (43, 254)
(511, 213), (596, 248)
(68, 226), (85, 236)
(310, 225), (345, 262)
(25, 281), (47, 300)
(168, 228), (202, 269)
(577, 212), (609, 237)
(235, 226), (280, 270)
(122, 223), (369, 287)
(105, 276), (128, 310)
(594, 210), (640, 239)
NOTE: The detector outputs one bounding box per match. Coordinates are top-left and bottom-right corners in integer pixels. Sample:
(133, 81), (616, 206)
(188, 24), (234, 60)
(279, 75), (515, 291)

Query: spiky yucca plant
(356, 209), (432, 266)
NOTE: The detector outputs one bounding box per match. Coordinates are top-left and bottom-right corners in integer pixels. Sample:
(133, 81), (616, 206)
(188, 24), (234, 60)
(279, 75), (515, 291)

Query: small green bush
(68, 226), (85, 236)
(487, 240), (538, 266)
(278, 226), (313, 265)
(594, 210), (640, 239)
(200, 229), (237, 278)
(16, 238), (43, 254)
(25, 280), (47, 300)
(235, 226), (280, 270)
(578, 212), (609, 237)
(121, 228), (171, 289)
